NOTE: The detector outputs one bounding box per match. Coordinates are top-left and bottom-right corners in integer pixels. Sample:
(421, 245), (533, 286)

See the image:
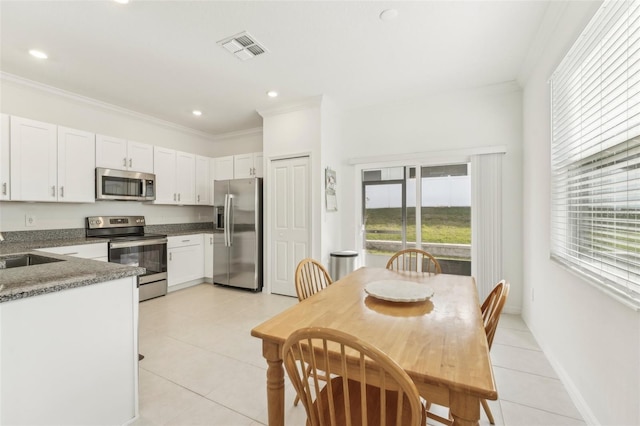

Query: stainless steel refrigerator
(213, 178), (263, 291)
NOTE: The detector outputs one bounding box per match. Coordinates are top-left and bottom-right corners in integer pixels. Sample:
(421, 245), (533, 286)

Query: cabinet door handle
(129, 158), (132, 168)
(169, 252), (172, 261)
(51, 186), (56, 197)
(178, 193), (181, 202)
(60, 186), (64, 198)
(210, 237), (213, 244)
(123, 157), (127, 167)
(197, 194), (200, 203)
(2, 182), (6, 195)
(173, 193), (177, 201)
(182, 239), (190, 243)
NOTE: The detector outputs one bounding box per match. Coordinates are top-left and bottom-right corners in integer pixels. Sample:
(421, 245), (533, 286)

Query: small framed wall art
(325, 167), (337, 212)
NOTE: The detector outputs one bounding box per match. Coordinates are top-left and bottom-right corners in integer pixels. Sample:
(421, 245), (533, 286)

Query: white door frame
(264, 152), (312, 295)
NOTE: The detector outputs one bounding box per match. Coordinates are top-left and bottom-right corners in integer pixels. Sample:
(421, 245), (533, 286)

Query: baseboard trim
(167, 279), (207, 292)
(528, 325), (600, 425)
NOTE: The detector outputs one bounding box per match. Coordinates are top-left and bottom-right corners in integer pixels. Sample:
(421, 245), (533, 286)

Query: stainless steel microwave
(95, 168), (156, 201)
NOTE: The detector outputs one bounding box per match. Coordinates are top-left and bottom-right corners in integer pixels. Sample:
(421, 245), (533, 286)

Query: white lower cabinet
(0, 277), (138, 425)
(167, 235), (204, 289)
(204, 233), (213, 281)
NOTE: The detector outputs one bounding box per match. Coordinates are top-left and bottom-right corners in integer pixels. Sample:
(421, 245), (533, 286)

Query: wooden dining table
(251, 267), (497, 426)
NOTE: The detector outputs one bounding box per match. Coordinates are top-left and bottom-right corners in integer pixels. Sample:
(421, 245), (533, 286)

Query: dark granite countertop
(0, 237), (107, 256)
(0, 223), (215, 303)
(0, 251), (145, 303)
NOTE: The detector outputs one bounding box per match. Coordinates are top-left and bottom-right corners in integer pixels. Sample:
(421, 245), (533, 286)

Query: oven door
(109, 238), (168, 301)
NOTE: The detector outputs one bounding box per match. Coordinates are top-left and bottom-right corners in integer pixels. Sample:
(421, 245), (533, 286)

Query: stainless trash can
(329, 250), (359, 280)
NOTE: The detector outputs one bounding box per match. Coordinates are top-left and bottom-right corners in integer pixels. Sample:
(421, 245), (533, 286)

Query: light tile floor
(133, 283), (585, 426)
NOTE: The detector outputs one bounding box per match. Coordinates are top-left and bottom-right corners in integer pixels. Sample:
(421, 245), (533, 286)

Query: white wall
(521, 1), (640, 425)
(319, 99), (343, 267)
(209, 129), (263, 157)
(260, 97), (345, 283)
(0, 77), (213, 154)
(339, 84), (523, 313)
(0, 76), (260, 231)
(260, 98), (323, 294)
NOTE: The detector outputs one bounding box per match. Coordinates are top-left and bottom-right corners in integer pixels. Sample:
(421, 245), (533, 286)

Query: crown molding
(257, 95), (324, 118)
(212, 126), (263, 141)
(0, 71), (217, 140)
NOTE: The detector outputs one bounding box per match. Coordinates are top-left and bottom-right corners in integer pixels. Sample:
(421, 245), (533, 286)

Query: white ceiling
(0, 1), (550, 137)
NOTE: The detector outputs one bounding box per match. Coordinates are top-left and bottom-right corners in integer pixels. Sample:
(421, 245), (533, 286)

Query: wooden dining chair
(295, 258), (334, 302)
(425, 280), (510, 426)
(292, 258), (334, 406)
(385, 248), (442, 274)
(479, 280), (510, 424)
(283, 327), (426, 426)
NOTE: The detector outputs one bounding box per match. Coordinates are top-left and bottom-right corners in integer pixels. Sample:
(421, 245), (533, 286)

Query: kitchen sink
(0, 254), (65, 270)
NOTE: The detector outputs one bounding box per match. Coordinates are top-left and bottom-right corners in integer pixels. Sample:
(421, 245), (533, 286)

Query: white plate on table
(365, 280), (434, 303)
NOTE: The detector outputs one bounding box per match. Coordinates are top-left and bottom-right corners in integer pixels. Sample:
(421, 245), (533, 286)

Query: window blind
(551, 0), (640, 306)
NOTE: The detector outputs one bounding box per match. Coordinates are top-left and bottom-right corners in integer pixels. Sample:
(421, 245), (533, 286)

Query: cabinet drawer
(167, 234), (203, 249)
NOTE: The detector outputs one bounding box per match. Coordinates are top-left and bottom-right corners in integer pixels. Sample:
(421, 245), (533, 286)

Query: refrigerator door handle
(228, 195), (233, 246)
(224, 193), (230, 246)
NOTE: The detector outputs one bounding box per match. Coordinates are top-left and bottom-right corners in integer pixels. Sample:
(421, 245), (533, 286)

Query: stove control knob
(96, 219), (102, 226)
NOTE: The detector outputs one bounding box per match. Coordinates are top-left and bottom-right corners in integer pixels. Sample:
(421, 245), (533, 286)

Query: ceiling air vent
(218, 31), (268, 61)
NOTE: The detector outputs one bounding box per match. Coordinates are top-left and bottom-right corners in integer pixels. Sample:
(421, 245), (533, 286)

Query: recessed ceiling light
(29, 49), (48, 59)
(267, 91), (278, 98)
(114, 0), (129, 4)
(379, 9), (399, 22)
(192, 110), (202, 116)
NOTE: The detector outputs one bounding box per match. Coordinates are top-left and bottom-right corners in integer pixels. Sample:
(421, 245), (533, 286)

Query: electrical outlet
(25, 214), (36, 227)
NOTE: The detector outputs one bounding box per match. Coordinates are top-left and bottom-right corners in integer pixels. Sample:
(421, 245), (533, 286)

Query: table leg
(450, 391), (480, 426)
(263, 340), (284, 426)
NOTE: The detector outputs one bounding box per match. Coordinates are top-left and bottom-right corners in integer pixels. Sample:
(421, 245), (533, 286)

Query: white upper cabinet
(153, 147), (195, 205)
(195, 155), (211, 205)
(95, 135), (127, 169)
(10, 116), (57, 201)
(96, 135), (153, 173)
(9, 117), (94, 203)
(127, 140), (154, 173)
(57, 126), (96, 203)
(233, 152), (263, 178)
(0, 114), (10, 200)
(209, 157), (216, 205)
(214, 152), (263, 181)
(214, 155), (234, 180)
(253, 152), (263, 178)
(175, 151), (195, 205)
(153, 146), (177, 204)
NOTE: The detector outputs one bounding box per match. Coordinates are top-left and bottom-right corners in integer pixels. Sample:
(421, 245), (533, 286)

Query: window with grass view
(362, 164), (471, 275)
(550, 0), (640, 305)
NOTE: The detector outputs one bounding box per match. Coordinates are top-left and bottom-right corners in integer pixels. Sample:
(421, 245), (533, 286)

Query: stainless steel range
(86, 216), (167, 302)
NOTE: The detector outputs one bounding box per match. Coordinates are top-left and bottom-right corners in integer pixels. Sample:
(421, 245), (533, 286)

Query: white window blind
(551, 0), (640, 306)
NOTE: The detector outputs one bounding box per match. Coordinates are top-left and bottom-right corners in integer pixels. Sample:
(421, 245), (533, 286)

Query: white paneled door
(270, 156), (310, 297)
